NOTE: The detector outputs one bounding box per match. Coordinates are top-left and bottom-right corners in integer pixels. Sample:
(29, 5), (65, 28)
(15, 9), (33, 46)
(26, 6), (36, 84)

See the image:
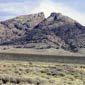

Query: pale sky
(0, 0), (85, 25)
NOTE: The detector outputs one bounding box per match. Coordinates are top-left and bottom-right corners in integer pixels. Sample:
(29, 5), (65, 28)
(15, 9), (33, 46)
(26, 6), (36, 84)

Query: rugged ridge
(0, 12), (45, 44)
(0, 12), (85, 52)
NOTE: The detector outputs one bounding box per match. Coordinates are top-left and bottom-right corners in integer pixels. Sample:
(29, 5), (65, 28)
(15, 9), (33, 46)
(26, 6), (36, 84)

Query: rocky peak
(46, 12), (62, 22)
(37, 12), (45, 17)
(49, 12), (75, 24)
(50, 12), (62, 19)
(1, 12), (45, 29)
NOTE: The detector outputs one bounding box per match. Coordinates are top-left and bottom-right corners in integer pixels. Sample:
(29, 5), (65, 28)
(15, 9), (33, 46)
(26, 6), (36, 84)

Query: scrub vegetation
(0, 61), (85, 85)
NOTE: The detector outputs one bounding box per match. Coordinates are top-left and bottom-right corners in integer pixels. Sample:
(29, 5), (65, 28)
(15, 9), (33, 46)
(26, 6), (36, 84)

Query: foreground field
(0, 61), (85, 85)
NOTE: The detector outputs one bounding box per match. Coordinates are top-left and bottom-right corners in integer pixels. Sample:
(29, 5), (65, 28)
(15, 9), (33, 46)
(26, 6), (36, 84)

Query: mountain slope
(0, 12), (85, 52)
(29, 12), (85, 51)
(0, 12), (45, 44)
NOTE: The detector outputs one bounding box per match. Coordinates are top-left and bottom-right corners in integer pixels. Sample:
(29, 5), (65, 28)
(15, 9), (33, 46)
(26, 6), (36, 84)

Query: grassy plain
(0, 61), (85, 85)
(0, 48), (85, 85)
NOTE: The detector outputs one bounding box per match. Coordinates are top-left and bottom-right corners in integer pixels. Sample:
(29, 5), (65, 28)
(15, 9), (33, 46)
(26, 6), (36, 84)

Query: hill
(0, 12), (85, 52)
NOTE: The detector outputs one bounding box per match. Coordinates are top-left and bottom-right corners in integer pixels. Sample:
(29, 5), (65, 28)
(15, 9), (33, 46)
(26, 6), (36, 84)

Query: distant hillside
(0, 12), (85, 52)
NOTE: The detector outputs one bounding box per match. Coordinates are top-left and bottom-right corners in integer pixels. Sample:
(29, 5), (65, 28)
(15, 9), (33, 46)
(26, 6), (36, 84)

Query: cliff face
(0, 12), (85, 52)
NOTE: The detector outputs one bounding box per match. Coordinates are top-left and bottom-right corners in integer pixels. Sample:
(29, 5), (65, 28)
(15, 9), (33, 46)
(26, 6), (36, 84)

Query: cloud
(33, 0), (85, 25)
(0, 1), (40, 20)
(0, 1), (37, 14)
(0, 0), (85, 25)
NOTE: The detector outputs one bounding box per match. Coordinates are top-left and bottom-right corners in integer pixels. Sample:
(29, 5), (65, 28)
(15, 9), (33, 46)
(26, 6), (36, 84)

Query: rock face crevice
(0, 12), (85, 52)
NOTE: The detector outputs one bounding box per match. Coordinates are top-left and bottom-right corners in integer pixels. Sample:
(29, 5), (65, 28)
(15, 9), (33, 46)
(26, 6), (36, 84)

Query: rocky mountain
(0, 12), (85, 52)
(28, 12), (85, 52)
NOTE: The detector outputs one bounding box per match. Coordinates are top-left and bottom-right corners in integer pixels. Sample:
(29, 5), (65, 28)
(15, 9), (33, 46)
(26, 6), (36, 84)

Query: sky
(0, 0), (85, 25)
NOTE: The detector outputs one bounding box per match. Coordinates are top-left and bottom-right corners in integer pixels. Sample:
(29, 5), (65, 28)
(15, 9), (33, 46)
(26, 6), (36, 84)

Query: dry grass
(0, 48), (84, 56)
(0, 61), (85, 85)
